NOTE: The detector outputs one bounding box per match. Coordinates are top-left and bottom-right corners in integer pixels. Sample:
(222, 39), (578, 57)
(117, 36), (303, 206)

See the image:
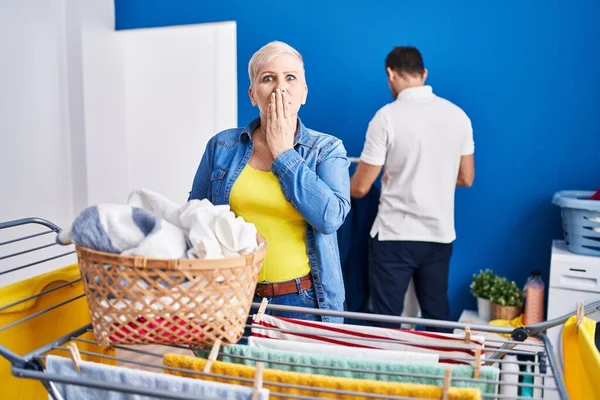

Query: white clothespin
(252, 361), (264, 400)
(441, 366), (452, 400)
(203, 339), (221, 373)
(253, 297), (269, 324)
(67, 342), (82, 373)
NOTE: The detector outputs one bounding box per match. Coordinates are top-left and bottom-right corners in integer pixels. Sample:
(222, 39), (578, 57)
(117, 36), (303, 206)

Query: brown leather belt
(255, 274), (312, 298)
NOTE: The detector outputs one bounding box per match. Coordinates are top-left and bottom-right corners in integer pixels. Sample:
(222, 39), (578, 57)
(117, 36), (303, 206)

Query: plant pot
(492, 303), (522, 321)
(477, 297), (493, 321)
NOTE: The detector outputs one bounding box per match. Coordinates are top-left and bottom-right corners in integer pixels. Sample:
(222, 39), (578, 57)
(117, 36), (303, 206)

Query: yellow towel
(488, 314), (524, 338)
(563, 315), (600, 400)
(0, 263), (115, 400)
(164, 353), (481, 400)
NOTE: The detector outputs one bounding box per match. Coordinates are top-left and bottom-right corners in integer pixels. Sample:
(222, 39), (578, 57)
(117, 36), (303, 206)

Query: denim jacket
(189, 117), (350, 323)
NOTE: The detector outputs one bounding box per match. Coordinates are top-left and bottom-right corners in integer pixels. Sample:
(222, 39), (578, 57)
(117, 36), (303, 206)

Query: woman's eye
(262, 76), (274, 82)
(286, 75), (296, 81)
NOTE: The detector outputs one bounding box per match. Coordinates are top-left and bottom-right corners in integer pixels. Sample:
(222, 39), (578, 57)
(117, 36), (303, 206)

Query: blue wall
(115, 0), (600, 319)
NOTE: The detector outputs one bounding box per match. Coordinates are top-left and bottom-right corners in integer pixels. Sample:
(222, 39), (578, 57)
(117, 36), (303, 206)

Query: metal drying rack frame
(1, 217), (598, 400)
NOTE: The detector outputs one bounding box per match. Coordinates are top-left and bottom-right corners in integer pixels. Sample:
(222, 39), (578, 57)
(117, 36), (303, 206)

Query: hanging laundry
(563, 315), (600, 400)
(194, 342), (499, 396)
(164, 353), (482, 400)
(251, 314), (485, 365)
(45, 355), (269, 400)
(247, 336), (438, 364)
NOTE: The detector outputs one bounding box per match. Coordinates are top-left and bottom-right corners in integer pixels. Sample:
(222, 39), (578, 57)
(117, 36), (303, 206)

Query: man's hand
(351, 161), (383, 199)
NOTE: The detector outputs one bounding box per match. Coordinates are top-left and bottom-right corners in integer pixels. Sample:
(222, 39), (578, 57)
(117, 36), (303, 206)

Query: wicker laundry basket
(76, 236), (266, 346)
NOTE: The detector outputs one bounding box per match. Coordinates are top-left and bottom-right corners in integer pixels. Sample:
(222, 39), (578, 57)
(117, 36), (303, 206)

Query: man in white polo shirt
(350, 46), (474, 331)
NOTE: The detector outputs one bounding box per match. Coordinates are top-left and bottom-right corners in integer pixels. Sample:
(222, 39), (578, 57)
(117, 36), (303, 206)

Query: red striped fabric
(251, 315), (485, 365)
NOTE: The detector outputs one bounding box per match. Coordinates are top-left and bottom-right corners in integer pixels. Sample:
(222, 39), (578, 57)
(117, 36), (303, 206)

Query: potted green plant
(489, 277), (524, 320)
(470, 269), (496, 320)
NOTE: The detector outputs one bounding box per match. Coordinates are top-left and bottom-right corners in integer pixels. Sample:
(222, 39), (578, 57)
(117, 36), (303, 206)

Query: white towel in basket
(128, 189), (259, 259)
(45, 354), (270, 400)
(57, 189), (259, 260)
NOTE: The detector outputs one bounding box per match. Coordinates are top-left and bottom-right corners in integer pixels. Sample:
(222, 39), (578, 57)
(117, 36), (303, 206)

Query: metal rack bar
(0, 217), (61, 232)
(0, 278), (81, 312)
(0, 228), (54, 247)
(0, 242), (59, 261)
(0, 251), (76, 276)
(539, 333), (567, 400)
(0, 294), (85, 333)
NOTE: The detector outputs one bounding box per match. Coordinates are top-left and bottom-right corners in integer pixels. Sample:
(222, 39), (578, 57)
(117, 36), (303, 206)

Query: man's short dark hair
(385, 46), (425, 77)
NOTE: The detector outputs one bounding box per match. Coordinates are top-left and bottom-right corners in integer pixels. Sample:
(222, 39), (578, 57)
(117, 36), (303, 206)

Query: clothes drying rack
(1, 217), (598, 400)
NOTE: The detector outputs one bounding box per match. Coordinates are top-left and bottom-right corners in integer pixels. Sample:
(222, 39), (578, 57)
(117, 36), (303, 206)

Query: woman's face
(249, 54), (308, 119)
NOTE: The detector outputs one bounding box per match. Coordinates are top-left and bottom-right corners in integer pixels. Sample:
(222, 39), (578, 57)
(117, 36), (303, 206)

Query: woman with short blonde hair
(189, 41), (350, 323)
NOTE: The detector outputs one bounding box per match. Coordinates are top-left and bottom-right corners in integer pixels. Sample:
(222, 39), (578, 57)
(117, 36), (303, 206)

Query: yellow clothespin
(203, 339), (221, 373)
(464, 326), (471, 344)
(252, 361), (264, 400)
(67, 342), (82, 373)
(473, 345), (482, 379)
(575, 302), (584, 332)
(253, 297), (269, 324)
(441, 366), (452, 400)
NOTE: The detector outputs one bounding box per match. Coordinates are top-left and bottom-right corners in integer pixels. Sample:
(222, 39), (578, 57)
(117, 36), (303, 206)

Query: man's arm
(457, 154), (475, 187)
(351, 110), (388, 198)
(351, 161), (383, 198)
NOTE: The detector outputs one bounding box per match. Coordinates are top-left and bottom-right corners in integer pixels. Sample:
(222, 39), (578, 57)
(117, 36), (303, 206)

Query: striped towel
(251, 314), (485, 365)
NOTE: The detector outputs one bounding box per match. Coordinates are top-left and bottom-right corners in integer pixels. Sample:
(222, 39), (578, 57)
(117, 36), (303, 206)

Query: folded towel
(57, 204), (187, 259)
(248, 336), (438, 364)
(164, 353), (481, 400)
(251, 314), (486, 365)
(46, 354), (270, 400)
(195, 342), (499, 395)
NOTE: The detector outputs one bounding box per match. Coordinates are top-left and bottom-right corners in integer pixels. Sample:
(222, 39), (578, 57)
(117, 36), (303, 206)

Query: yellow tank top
(230, 164), (311, 283)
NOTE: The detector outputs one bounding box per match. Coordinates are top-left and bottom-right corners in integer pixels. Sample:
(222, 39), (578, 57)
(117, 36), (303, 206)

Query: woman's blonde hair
(248, 41), (305, 87)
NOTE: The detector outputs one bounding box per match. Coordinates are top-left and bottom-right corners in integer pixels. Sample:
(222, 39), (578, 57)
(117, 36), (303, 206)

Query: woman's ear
(248, 87), (256, 106)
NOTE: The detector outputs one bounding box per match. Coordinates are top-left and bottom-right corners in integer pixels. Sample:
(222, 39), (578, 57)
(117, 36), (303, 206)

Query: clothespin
(67, 342), (82, 373)
(473, 345), (482, 379)
(464, 326), (471, 344)
(253, 297), (269, 324)
(441, 366), (452, 400)
(576, 302), (584, 332)
(203, 339), (221, 373)
(251, 361), (264, 400)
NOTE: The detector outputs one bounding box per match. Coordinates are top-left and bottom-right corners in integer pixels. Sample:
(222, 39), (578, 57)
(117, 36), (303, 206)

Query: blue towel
(45, 355), (269, 400)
